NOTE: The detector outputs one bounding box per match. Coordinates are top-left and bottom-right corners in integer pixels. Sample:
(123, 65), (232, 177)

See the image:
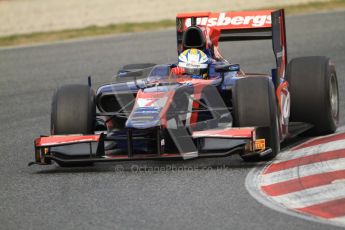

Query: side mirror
(118, 70), (143, 77)
(215, 64), (240, 73)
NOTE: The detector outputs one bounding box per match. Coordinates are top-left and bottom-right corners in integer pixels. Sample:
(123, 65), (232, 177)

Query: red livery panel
(192, 128), (254, 138)
(35, 135), (100, 147)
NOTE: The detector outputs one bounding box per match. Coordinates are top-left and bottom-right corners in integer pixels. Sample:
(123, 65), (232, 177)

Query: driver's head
(178, 48), (209, 79)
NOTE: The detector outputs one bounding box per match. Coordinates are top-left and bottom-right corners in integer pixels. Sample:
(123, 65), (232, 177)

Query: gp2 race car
(30, 9), (339, 167)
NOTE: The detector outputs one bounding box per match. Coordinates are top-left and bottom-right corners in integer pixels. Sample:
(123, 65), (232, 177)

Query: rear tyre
(51, 84), (96, 167)
(286, 56), (339, 135)
(233, 77), (280, 162)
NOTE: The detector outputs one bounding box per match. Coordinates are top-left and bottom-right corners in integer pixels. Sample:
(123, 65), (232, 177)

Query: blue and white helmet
(178, 48), (209, 79)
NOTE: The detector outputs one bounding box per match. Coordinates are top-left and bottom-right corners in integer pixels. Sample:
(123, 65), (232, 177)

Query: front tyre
(51, 84), (96, 135)
(233, 77), (280, 162)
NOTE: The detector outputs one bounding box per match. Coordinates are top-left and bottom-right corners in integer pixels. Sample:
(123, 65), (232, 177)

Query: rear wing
(176, 9), (287, 79)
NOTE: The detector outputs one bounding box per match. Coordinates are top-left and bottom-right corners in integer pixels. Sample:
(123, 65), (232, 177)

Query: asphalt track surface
(0, 11), (344, 230)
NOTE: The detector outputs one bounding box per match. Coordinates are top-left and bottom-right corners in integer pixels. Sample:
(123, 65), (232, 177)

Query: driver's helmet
(178, 48), (209, 79)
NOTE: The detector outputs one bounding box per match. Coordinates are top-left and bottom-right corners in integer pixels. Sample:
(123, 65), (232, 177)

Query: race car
(30, 9), (339, 167)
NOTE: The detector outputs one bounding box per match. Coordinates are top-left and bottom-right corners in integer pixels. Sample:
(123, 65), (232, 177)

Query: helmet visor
(178, 62), (208, 76)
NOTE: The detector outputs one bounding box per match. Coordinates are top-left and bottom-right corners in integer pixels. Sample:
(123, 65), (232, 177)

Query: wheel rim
(329, 73), (339, 119)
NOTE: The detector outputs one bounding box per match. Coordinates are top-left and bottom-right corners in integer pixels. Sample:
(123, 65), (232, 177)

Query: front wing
(30, 127), (272, 166)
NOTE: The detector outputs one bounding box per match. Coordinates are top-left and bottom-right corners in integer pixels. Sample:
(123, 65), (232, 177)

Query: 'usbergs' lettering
(185, 13), (272, 27)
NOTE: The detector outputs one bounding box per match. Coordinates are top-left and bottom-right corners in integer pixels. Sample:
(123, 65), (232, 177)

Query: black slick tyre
(233, 77), (280, 162)
(51, 84), (96, 135)
(286, 56), (339, 135)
